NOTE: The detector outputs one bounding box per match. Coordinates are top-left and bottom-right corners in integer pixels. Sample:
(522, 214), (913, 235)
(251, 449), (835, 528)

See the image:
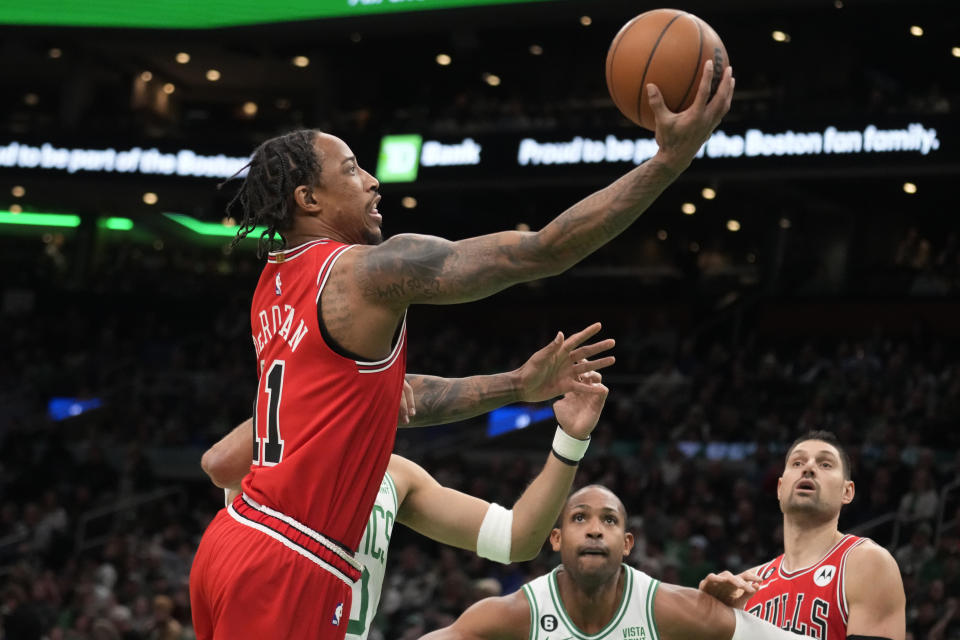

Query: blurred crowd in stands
(1, 279), (958, 639)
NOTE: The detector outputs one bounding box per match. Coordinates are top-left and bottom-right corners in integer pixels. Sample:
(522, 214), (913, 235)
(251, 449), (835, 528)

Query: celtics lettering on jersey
(346, 472), (398, 640)
(522, 565), (662, 640)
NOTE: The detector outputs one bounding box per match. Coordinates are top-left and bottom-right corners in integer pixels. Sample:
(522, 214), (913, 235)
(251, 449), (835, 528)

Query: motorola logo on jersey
(813, 565), (836, 587)
(541, 614), (558, 631)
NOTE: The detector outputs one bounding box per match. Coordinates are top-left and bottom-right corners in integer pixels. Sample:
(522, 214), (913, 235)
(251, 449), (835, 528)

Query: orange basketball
(605, 9), (729, 131)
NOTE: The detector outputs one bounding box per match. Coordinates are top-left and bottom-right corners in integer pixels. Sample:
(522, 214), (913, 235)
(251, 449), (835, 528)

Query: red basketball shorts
(191, 505), (356, 640)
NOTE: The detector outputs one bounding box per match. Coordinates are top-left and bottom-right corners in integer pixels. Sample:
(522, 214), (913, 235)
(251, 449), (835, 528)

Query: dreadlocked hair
(224, 129), (324, 258)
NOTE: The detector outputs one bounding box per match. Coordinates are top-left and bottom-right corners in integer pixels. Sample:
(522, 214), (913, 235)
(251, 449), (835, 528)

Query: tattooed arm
(403, 323), (614, 428)
(358, 63), (734, 309)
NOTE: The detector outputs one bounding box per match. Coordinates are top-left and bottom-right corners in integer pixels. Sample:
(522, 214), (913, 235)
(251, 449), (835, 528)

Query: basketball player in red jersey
(190, 61), (734, 640)
(699, 431), (905, 640)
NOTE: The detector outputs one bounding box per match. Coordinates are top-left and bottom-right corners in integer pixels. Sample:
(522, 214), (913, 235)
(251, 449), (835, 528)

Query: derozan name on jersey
(252, 304), (309, 356)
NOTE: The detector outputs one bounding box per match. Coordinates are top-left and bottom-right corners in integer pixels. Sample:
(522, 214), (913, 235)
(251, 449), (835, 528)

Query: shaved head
(562, 485), (628, 523)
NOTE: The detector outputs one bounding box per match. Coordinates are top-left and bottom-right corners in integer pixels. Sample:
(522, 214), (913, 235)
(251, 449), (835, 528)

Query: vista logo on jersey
(813, 565), (836, 587)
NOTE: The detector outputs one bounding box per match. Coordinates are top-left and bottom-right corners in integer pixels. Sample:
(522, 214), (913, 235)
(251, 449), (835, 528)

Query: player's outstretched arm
(654, 582), (819, 640)
(402, 322), (613, 428)
(420, 592), (529, 640)
(356, 63), (734, 309)
(397, 371), (608, 561)
(844, 542), (906, 640)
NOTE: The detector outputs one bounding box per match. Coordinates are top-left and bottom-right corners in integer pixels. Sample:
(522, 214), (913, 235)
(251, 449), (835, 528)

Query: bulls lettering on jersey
(241, 239), (407, 554)
(745, 535), (866, 640)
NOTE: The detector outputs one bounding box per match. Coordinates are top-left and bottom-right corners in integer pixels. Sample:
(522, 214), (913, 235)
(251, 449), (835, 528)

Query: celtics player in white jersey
(202, 324), (615, 640)
(423, 485), (833, 640)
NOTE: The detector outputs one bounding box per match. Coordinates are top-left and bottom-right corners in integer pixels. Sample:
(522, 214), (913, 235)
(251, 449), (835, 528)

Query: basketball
(605, 9), (729, 131)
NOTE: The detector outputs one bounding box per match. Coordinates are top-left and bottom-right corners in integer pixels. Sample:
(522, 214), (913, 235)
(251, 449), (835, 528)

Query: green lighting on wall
(100, 217), (134, 231)
(163, 212), (266, 238)
(0, 211), (81, 227)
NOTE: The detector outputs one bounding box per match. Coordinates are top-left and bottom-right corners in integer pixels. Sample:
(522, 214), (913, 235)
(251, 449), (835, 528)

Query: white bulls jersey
(522, 565), (661, 640)
(345, 472), (398, 640)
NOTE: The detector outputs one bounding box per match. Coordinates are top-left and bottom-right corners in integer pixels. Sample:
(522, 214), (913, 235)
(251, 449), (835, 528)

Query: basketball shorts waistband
(227, 493), (363, 586)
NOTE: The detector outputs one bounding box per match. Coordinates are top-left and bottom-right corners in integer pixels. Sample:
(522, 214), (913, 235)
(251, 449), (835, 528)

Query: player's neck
(285, 215), (349, 248)
(782, 516), (844, 572)
(556, 565), (625, 634)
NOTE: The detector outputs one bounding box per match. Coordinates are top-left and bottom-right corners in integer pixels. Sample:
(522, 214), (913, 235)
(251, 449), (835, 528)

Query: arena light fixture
(140, 71), (153, 82)
(529, 44), (543, 56)
(910, 25), (923, 37)
(162, 83), (175, 94)
(176, 52), (190, 64)
(436, 53), (452, 66)
(903, 182), (917, 194)
(0, 211), (81, 227)
(142, 192), (158, 205)
(24, 93), (39, 106)
(657, 229), (668, 241)
(292, 56), (310, 68)
(772, 30), (790, 43)
(701, 187), (716, 200)
(11, 185), (25, 198)
(682, 202), (696, 215)
(48, 48), (62, 58)
(579, 15), (592, 26)
(779, 218), (792, 229)
(9, 204), (22, 213)
(242, 101), (258, 117)
(206, 69), (221, 81)
(401, 196), (418, 209)
(164, 212), (267, 238)
(727, 219), (741, 232)
(100, 217), (134, 231)
(483, 73), (501, 87)
(952, 47), (960, 58)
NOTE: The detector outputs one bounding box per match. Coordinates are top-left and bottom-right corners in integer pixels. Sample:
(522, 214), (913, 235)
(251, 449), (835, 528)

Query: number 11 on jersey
(253, 359), (286, 466)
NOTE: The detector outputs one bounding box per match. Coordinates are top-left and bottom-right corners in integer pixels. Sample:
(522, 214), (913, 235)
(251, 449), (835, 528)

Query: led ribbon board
(0, 0), (557, 28)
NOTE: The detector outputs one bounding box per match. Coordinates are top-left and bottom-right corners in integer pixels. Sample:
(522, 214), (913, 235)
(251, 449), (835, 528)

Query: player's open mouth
(579, 547), (608, 557)
(795, 480), (816, 492)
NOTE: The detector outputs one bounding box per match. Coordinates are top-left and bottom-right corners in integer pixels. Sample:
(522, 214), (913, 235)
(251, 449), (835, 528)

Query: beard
(361, 226), (383, 245)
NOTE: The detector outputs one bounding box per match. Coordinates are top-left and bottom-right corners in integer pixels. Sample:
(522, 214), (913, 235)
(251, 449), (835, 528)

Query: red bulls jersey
(241, 239), (406, 559)
(745, 534), (867, 640)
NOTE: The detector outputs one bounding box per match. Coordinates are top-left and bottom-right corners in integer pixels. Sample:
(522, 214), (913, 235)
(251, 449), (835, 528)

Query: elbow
(200, 446), (229, 488)
(510, 539), (544, 563)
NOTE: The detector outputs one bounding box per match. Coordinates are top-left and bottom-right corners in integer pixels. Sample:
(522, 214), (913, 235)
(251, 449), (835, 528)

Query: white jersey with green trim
(345, 472), (398, 640)
(521, 564), (660, 640)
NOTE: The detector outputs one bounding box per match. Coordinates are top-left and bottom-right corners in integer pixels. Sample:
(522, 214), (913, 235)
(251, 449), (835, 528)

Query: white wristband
(552, 426), (590, 463)
(476, 503), (513, 564)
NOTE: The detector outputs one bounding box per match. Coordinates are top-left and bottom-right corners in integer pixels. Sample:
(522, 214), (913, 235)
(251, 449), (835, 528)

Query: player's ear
(293, 185), (320, 212)
(841, 479), (855, 505)
(623, 531), (635, 557)
(776, 476), (783, 502)
(549, 528), (562, 552)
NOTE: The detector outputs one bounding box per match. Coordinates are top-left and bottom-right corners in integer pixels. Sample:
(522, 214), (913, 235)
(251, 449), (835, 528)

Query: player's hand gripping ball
(606, 8), (729, 131)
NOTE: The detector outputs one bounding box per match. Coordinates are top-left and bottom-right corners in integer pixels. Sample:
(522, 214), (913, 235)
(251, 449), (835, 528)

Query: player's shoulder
(845, 537), (898, 573)
(449, 590), (530, 640)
